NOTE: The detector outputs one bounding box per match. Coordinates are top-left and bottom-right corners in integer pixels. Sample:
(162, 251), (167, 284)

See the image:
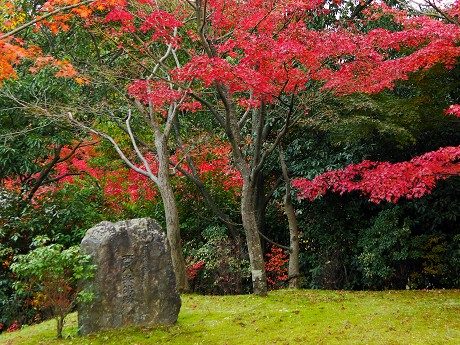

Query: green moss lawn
(1, 289), (459, 345)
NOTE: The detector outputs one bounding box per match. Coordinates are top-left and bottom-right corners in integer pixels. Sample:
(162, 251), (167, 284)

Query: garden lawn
(1, 289), (459, 345)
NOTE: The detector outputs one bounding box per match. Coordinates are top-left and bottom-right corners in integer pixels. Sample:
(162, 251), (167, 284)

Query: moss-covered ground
(1, 289), (459, 344)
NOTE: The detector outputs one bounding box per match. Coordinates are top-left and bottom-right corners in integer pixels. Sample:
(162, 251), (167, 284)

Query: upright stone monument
(78, 218), (181, 335)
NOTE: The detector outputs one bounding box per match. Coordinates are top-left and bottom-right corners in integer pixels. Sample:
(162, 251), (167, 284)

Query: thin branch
(185, 0), (197, 10)
(67, 112), (158, 184)
(262, 176), (283, 212)
(163, 93), (189, 139)
(44, 172), (85, 184)
(55, 140), (91, 163)
(258, 230), (292, 252)
(125, 109), (156, 178)
(253, 94), (295, 177)
(25, 145), (63, 202)
(107, 110), (158, 154)
(189, 92), (226, 127)
(1, 0), (94, 39)
(238, 103), (253, 130)
(394, 0), (459, 25)
(0, 121), (55, 138)
(350, 0), (373, 20)
(149, 27), (178, 79)
(424, 0), (460, 26)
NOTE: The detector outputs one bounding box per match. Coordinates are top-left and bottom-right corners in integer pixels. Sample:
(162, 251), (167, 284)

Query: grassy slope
(1, 289), (459, 345)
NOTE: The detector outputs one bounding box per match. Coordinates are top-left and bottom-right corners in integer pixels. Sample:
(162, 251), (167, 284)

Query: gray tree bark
(155, 134), (189, 293)
(280, 146), (300, 288)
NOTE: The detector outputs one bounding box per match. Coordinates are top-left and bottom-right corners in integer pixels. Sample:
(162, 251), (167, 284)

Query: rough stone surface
(78, 218), (181, 335)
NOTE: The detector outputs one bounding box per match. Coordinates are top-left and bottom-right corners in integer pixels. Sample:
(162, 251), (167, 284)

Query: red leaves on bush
(186, 261), (205, 280)
(265, 246), (289, 290)
(53, 142), (158, 212)
(175, 137), (243, 195)
(6, 320), (20, 333)
(445, 104), (460, 118)
(103, 7), (133, 23)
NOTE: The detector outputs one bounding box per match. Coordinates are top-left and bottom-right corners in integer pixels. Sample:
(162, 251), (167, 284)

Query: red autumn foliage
(446, 104), (460, 118)
(2, 0), (460, 97)
(265, 246), (289, 290)
(293, 146), (460, 204)
(186, 261), (205, 281)
(5, 320), (20, 333)
(173, 137), (243, 196)
(54, 143), (159, 209)
(1, 0), (459, 215)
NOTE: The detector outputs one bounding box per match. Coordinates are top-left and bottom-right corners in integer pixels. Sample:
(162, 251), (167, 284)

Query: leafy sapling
(11, 236), (96, 339)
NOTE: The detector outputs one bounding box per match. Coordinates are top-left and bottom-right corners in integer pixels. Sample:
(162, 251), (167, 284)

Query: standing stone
(78, 218), (181, 335)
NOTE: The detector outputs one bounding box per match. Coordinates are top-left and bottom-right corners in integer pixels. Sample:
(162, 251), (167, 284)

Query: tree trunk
(254, 173), (267, 242)
(241, 182), (268, 296)
(279, 147), (300, 288)
(157, 138), (190, 293)
(285, 191), (300, 288)
(56, 316), (64, 339)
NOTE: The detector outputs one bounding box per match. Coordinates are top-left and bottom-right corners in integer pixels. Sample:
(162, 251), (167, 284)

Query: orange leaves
(92, 0), (127, 9)
(27, 55), (86, 82)
(54, 60), (78, 78)
(0, 44), (85, 83)
(0, 38), (33, 85)
(72, 5), (92, 18)
(34, 0), (129, 34)
(0, 0), (95, 85)
(39, 14), (71, 34)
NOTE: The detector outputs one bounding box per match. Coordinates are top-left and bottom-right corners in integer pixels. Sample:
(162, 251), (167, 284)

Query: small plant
(265, 246), (289, 290)
(6, 320), (20, 333)
(10, 237), (95, 339)
(185, 226), (251, 294)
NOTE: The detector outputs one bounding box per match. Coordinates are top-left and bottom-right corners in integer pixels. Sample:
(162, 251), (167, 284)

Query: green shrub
(357, 207), (418, 289)
(185, 226), (251, 295)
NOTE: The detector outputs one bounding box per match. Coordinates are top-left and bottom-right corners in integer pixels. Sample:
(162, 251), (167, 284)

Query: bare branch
(350, 0), (373, 20)
(67, 112), (158, 184)
(258, 230), (292, 252)
(125, 109), (157, 178)
(189, 92), (226, 127)
(253, 94), (295, 177)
